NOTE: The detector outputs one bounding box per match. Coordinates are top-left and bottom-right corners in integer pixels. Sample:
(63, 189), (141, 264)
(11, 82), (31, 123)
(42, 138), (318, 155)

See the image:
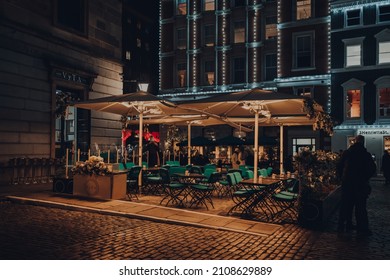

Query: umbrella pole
(138, 110), (143, 191)
(187, 122), (191, 166)
(280, 124), (284, 176)
(254, 112), (259, 181)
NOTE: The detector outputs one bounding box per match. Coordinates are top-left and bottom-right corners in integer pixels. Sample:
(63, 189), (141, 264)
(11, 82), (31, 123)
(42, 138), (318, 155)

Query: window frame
(378, 4), (390, 23)
(204, 0), (215, 11)
(176, 28), (187, 50)
(232, 57), (246, 84)
(375, 76), (390, 121)
(341, 78), (365, 123)
(264, 53), (277, 81)
(203, 24), (215, 47)
(176, 62), (187, 88)
(54, 0), (88, 36)
(203, 60), (215, 86)
(343, 37), (365, 68)
(375, 29), (390, 65)
(293, 31), (315, 70)
(177, 0), (187, 16)
(296, 0), (312, 21)
(345, 9), (362, 27)
(233, 21), (246, 44)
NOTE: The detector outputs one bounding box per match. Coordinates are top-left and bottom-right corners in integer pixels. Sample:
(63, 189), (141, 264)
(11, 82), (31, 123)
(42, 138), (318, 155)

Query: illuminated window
(204, 25), (215, 47)
(293, 138), (316, 156)
(346, 9), (361, 26)
(296, 0), (311, 20)
(177, 63), (186, 87)
(379, 87), (390, 117)
(204, 60), (215, 86)
(379, 5), (390, 22)
(233, 57), (246, 84)
(346, 89), (361, 119)
(177, 0), (187, 15)
(294, 33), (313, 69)
(346, 44), (361, 67)
(234, 21), (245, 44)
(55, 0), (87, 35)
(264, 53), (277, 81)
(137, 38), (142, 48)
(177, 28), (187, 50)
(379, 41), (390, 64)
(265, 16), (277, 40)
(204, 0), (215, 11)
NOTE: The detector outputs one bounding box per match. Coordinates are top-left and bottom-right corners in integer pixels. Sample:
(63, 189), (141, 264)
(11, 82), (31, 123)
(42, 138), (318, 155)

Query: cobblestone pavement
(0, 179), (389, 260)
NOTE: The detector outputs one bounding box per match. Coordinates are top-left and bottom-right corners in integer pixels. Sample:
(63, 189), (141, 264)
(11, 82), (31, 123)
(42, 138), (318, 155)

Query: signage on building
(357, 129), (390, 136)
(53, 69), (91, 86)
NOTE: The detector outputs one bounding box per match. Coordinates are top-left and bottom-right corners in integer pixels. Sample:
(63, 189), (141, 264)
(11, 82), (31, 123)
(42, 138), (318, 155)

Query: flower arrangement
(294, 148), (340, 199)
(71, 156), (112, 176)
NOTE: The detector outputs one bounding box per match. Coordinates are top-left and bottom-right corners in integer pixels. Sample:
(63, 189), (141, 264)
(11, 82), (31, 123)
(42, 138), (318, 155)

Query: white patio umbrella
(176, 88), (330, 179)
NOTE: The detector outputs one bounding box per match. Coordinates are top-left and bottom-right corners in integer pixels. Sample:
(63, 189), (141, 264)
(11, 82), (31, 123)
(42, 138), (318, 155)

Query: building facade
(330, 0), (390, 169)
(158, 0), (331, 159)
(0, 0), (123, 183)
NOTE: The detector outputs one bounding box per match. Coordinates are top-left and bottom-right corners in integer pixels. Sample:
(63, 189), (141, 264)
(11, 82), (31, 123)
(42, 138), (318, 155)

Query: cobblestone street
(0, 178), (389, 260)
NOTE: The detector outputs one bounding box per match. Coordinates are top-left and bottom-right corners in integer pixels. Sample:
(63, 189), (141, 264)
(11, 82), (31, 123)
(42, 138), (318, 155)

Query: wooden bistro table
(229, 177), (284, 221)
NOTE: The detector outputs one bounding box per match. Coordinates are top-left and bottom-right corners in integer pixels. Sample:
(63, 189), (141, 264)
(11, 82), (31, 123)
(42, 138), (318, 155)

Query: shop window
(294, 33), (313, 69)
(265, 16), (277, 40)
(296, 0), (311, 20)
(346, 9), (361, 27)
(346, 89), (361, 119)
(177, 63), (186, 87)
(177, 0), (187, 15)
(379, 4), (390, 22)
(55, 0), (87, 35)
(233, 21), (245, 44)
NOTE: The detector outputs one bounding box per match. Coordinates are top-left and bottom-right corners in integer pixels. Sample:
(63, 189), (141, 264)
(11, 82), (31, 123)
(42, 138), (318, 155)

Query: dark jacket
(336, 142), (376, 192)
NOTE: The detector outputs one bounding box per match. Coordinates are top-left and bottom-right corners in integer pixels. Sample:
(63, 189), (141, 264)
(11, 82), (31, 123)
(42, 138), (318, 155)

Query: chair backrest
(285, 178), (299, 193)
(208, 172), (221, 183)
(159, 168), (171, 183)
(233, 171), (243, 184)
(128, 166), (142, 179)
(126, 162), (135, 169)
(203, 168), (215, 179)
(166, 161), (180, 166)
(227, 173), (237, 186)
(228, 168), (243, 176)
(169, 166), (186, 176)
(259, 168), (268, 177)
(189, 165), (202, 174)
(267, 167), (273, 176)
(203, 164), (217, 171)
(246, 170), (254, 179)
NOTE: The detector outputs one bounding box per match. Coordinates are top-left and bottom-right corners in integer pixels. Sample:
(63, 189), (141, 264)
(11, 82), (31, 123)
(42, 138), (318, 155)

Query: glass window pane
(297, 0), (311, 20)
(346, 89), (361, 118)
(204, 0), (215, 11)
(380, 88), (390, 117)
(379, 5), (390, 22)
(346, 44), (361, 66)
(234, 21), (245, 43)
(379, 41), (390, 64)
(178, 0), (187, 15)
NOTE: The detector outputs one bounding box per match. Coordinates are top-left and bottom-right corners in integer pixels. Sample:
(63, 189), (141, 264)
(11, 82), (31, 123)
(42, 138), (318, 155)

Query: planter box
(73, 172), (127, 200)
(298, 186), (341, 229)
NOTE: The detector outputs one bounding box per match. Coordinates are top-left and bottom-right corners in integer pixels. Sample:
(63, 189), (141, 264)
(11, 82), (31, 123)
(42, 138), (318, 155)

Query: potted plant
(294, 148), (341, 228)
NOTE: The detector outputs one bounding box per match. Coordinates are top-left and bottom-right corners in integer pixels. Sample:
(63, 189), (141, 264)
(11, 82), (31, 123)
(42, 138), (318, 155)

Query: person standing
(381, 150), (390, 185)
(231, 147), (241, 169)
(336, 135), (376, 236)
(145, 136), (160, 167)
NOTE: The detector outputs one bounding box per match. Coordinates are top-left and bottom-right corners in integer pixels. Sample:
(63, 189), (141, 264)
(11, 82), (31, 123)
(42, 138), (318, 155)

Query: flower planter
(298, 186), (341, 229)
(73, 172), (127, 200)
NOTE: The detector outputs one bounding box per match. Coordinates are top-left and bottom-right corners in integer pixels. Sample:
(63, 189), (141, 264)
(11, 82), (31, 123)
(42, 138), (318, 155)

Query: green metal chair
(126, 166), (142, 200)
